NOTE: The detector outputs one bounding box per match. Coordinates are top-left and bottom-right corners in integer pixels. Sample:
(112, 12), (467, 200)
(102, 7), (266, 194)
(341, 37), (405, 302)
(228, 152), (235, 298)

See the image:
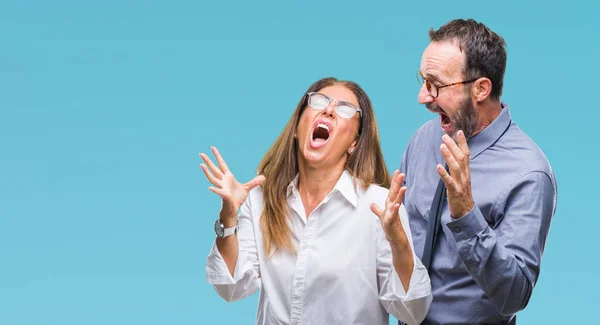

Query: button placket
(289, 207), (319, 325)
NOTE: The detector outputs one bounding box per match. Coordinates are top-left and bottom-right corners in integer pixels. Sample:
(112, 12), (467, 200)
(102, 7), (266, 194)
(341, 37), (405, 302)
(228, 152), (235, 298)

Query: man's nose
(418, 83), (434, 104)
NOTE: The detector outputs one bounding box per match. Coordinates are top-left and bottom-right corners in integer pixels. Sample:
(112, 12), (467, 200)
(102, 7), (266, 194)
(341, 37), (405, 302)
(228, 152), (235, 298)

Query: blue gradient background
(1, 1), (597, 324)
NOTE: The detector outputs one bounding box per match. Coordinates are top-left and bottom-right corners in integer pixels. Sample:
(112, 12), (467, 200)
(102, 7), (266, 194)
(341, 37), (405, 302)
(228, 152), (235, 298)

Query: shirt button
(295, 282), (302, 288)
(453, 227), (461, 233)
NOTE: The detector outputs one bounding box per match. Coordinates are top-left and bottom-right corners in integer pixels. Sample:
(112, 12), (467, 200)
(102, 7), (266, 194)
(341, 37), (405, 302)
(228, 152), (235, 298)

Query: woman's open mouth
(310, 121), (331, 149)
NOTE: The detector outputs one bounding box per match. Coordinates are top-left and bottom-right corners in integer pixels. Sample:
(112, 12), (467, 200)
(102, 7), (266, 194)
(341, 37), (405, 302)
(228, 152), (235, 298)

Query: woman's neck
(297, 160), (346, 217)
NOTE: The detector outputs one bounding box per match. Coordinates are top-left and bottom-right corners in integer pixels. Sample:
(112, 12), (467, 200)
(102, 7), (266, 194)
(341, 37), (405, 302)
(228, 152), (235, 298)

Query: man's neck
(474, 100), (502, 136)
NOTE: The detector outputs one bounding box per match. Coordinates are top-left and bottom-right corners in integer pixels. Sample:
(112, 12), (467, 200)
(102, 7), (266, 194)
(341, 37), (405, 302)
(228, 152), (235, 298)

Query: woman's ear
(348, 140), (358, 154)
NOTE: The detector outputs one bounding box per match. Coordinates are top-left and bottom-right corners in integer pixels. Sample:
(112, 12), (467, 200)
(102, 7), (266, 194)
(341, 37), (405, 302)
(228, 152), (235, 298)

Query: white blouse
(206, 170), (432, 325)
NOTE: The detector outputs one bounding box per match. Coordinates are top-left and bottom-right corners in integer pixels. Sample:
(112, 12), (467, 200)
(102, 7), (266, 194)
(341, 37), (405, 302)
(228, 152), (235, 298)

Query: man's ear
(472, 77), (492, 102)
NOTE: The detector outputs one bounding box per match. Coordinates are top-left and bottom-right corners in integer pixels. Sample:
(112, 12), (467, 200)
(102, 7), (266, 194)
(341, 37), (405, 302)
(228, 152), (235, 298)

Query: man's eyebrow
(425, 72), (444, 84)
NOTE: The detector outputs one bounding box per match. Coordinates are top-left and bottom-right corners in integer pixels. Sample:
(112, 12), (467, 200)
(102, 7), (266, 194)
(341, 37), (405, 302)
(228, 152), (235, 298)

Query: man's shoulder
(500, 122), (554, 177)
(407, 117), (442, 147)
(400, 117), (442, 171)
(415, 117), (442, 137)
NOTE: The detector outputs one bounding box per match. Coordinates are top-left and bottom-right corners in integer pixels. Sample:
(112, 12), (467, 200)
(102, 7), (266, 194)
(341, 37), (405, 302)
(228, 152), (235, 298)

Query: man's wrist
(451, 201), (475, 219)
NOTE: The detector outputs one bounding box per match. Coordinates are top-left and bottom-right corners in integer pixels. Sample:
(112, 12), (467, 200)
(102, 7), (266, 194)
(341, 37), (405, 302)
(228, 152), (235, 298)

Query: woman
(201, 77), (432, 325)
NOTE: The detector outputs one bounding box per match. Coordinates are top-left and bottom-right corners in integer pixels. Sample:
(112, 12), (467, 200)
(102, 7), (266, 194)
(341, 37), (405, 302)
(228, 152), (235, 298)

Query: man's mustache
(426, 103), (445, 114)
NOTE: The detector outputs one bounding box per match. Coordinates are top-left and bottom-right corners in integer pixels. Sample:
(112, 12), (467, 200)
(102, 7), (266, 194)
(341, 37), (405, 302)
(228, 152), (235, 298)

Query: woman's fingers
(200, 163), (220, 187)
(211, 146), (230, 174)
(199, 152), (223, 179)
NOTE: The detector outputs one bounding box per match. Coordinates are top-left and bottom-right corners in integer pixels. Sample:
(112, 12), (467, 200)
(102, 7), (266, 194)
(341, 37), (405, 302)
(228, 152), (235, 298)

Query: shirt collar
(286, 169), (359, 207)
(468, 102), (512, 159)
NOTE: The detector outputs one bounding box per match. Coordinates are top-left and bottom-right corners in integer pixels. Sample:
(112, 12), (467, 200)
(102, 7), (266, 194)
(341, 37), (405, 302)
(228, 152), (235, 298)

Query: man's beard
(452, 98), (478, 141)
(427, 98), (478, 141)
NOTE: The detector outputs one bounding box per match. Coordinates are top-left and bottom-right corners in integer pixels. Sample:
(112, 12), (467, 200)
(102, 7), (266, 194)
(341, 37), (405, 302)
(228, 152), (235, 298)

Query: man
(399, 19), (557, 324)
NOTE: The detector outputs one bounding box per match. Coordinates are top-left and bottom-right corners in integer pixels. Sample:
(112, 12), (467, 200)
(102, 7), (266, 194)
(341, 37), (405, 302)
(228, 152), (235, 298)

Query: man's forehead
(421, 41), (465, 79)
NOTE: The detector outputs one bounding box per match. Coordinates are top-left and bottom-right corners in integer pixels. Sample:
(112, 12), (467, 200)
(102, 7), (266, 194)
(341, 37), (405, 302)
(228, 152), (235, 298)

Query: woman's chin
(300, 148), (348, 171)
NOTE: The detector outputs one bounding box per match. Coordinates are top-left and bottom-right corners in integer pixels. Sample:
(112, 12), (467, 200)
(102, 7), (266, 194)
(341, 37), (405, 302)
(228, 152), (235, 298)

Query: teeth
(317, 123), (330, 131)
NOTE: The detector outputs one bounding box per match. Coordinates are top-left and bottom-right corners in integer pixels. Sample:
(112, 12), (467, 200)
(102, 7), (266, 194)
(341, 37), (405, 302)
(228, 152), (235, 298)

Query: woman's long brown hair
(257, 77), (390, 256)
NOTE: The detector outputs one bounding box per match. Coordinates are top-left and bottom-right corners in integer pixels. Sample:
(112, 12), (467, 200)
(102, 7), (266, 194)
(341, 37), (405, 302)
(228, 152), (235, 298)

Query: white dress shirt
(206, 170), (432, 325)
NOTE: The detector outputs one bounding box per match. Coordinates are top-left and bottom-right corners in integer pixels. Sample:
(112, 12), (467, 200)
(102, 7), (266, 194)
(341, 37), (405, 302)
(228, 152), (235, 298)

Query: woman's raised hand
(199, 147), (265, 222)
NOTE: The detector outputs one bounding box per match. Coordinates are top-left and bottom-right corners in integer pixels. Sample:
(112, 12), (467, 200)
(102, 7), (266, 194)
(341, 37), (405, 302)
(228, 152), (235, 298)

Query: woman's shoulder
(242, 185), (265, 213)
(363, 182), (389, 196)
(356, 182), (389, 206)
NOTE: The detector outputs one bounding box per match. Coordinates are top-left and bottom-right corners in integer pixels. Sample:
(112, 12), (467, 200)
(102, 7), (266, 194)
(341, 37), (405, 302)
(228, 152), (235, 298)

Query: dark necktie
(398, 168), (447, 325)
(421, 172), (447, 271)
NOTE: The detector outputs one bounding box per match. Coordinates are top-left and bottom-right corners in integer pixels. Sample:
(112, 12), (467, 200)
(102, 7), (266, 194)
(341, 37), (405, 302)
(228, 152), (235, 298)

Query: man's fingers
(437, 164), (456, 191)
(457, 130), (471, 156)
(440, 144), (461, 173)
(442, 134), (466, 163)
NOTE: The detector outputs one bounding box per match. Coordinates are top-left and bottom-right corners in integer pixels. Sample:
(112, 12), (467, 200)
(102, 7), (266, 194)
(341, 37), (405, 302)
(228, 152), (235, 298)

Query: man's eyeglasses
(306, 92), (362, 119)
(417, 71), (478, 98)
